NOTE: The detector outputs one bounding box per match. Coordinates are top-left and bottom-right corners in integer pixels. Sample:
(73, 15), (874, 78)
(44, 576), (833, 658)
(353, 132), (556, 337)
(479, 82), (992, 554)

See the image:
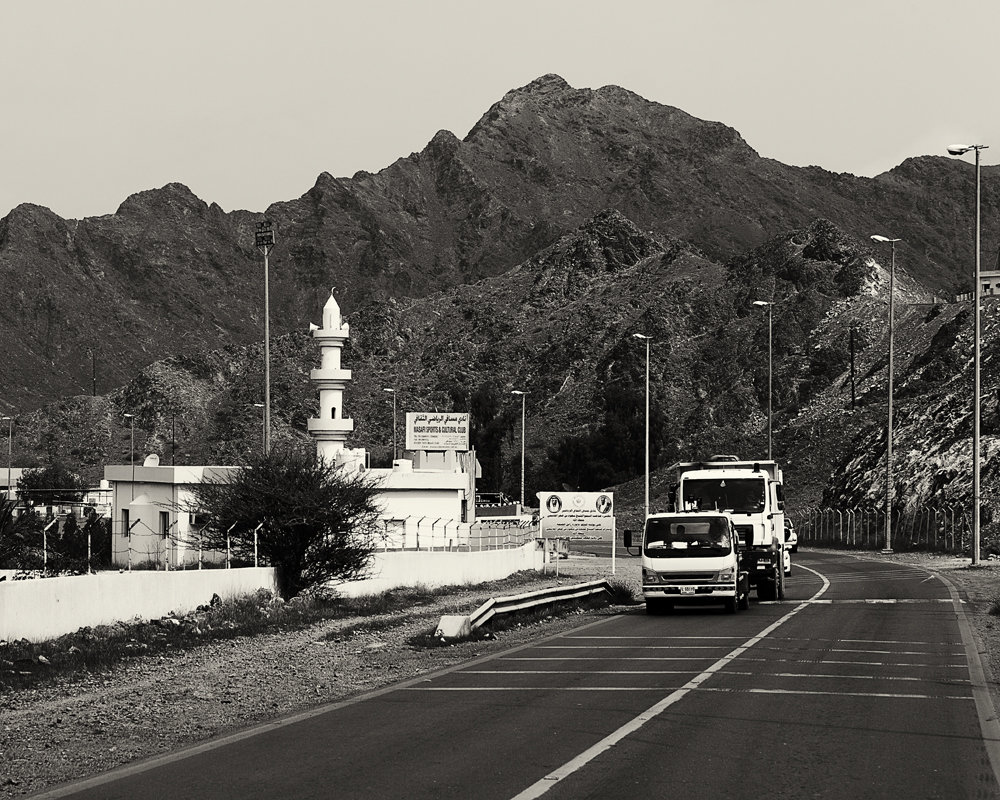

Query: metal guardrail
(468, 579), (612, 630)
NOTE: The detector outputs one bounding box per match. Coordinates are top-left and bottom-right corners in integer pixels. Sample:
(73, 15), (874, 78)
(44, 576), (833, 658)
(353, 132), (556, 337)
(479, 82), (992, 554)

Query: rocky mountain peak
(115, 182), (210, 219)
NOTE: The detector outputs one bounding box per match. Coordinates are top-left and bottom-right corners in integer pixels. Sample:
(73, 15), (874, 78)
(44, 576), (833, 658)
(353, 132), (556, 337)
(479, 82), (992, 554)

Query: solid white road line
(506, 563), (831, 800)
(415, 685), (974, 700)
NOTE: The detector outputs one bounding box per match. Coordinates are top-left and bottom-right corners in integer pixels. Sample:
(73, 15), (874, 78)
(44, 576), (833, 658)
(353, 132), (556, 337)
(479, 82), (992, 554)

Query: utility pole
(255, 220), (276, 455)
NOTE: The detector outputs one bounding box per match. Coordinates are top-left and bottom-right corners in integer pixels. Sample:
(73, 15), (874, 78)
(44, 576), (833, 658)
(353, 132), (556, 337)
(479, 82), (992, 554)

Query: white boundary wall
(0, 568), (277, 643)
(0, 542), (545, 642)
(333, 540), (544, 597)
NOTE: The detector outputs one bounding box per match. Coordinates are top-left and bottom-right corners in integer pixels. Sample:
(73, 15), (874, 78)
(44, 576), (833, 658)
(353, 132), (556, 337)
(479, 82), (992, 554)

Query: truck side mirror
(623, 529), (633, 549)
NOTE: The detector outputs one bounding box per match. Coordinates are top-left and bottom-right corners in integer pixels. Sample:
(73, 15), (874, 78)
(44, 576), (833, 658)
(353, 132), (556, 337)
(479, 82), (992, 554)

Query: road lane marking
(538, 644), (739, 648)
(932, 568), (1000, 789)
(826, 648), (965, 656)
(771, 636), (962, 647)
(506, 563), (832, 800)
(465, 669), (750, 674)
(565, 635), (746, 640)
(760, 597), (965, 606)
(740, 656), (968, 668)
(701, 687), (974, 701)
(503, 656), (729, 662)
(756, 672), (972, 685)
(467, 669), (972, 685)
(503, 655), (968, 669)
(414, 686), (973, 700)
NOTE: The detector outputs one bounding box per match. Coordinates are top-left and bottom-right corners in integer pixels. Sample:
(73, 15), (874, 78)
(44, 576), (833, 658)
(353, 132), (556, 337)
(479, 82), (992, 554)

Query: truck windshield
(643, 517), (732, 557)
(681, 478), (765, 514)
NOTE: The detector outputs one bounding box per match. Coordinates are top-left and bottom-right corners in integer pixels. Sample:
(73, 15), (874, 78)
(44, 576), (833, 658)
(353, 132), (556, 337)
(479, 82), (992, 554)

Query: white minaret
(308, 288), (362, 469)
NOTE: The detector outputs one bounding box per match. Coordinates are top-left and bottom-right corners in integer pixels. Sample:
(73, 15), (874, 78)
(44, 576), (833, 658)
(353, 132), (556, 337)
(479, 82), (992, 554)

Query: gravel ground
(1, 551), (998, 799)
(0, 557), (636, 799)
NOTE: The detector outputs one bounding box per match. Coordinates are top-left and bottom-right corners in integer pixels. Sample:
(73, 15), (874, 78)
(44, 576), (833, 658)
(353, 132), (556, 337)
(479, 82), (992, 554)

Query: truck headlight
(717, 567), (734, 582)
(642, 568), (660, 583)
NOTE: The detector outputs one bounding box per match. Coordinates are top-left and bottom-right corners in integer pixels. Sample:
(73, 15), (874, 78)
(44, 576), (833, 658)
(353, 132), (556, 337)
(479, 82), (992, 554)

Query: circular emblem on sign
(596, 495), (612, 514)
(546, 494), (563, 513)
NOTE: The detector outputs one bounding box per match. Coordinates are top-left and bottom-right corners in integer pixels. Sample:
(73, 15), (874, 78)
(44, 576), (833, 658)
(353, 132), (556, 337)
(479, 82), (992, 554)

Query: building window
(159, 511), (170, 539)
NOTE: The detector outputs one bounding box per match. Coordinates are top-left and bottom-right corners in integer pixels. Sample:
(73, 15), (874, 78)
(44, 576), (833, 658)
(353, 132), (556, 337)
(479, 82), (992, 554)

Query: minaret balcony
(312, 327), (349, 343)
(310, 367), (352, 383)
(308, 417), (355, 435)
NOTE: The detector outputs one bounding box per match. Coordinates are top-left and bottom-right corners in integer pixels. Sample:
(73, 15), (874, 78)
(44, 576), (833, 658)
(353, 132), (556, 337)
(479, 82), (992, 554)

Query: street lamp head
(947, 144), (988, 156)
(123, 413), (134, 420)
(382, 388), (395, 394)
(871, 235), (901, 244)
(511, 390), (528, 396)
(752, 300), (772, 307)
(632, 333), (652, 340)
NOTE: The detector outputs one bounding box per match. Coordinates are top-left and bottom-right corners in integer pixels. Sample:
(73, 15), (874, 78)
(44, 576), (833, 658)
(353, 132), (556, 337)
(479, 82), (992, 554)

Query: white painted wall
(0, 543), (545, 642)
(0, 568), (277, 642)
(331, 541), (544, 597)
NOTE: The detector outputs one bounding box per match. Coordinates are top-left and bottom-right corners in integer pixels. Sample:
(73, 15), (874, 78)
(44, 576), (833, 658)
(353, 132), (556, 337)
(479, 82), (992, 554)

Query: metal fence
(789, 506), (971, 554)
(379, 517), (540, 553)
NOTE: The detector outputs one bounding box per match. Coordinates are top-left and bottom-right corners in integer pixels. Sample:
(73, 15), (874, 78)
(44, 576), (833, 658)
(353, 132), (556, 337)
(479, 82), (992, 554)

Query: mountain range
(2, 75), (997, 527)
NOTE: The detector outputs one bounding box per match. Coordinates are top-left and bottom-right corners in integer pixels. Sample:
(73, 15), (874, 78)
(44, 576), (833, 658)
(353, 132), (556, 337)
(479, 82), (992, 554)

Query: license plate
(680, 586), (695, 595)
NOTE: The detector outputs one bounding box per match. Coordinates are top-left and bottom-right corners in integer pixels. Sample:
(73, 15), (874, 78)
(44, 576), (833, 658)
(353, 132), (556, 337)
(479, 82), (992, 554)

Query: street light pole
(123, 413), (135, 501)
(255, 220), (276, 456)
(871, 235), (902, 554)
(2, 416), (12, 502)
(383, 389), (397, 461)
(752, 300), (774, 460)
(511, 390), (529, 508)
(253, 403), (265, 453)
(947, 143), (988, 566)
(632, 334), (652, 520)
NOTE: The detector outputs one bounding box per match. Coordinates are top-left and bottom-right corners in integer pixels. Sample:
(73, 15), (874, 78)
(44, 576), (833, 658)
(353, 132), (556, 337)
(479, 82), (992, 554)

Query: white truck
(670, 457), (787, 601)
(624, 511), (750, 614)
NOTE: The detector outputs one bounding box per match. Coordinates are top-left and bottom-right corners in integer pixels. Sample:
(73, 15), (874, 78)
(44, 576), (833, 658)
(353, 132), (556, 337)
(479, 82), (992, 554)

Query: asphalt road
(37, 552), (1000, 799)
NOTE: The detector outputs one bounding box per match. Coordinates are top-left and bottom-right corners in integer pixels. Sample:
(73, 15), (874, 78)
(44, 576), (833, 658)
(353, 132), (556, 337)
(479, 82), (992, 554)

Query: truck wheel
(777, 568), (786, 600)
(646, 599), (671, 615)
(724, 597), (738, 614)
(738, 580), (751, 610)
(757, 578), (777, 601)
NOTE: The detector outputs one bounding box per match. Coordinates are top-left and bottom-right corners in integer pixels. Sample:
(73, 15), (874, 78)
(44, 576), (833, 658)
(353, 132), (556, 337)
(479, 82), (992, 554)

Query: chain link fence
(789, 505), (971, 554)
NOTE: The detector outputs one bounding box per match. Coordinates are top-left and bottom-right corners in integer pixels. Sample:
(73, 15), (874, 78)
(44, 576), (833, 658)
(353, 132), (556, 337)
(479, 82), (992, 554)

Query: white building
(102, 288), (479, 565)
(1, 467), (24, 500)
(104, 459), (238, 569)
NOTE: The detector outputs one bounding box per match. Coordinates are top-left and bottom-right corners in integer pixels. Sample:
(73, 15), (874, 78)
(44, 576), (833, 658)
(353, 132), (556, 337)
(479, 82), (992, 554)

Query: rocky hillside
(2, 75), (998, 414)
(9, 210), (918, 517)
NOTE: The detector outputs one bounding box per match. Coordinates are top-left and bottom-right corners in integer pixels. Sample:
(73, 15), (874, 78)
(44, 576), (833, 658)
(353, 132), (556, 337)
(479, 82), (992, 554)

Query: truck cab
(625, 512), (749, 614)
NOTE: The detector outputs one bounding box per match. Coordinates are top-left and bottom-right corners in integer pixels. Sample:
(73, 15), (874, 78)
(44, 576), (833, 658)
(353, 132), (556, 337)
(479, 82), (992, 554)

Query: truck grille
(659, 572), (717, 584)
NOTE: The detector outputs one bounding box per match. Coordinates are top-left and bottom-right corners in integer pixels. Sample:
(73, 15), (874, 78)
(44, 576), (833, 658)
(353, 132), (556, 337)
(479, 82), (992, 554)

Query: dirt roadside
(1, 551), (997, 799)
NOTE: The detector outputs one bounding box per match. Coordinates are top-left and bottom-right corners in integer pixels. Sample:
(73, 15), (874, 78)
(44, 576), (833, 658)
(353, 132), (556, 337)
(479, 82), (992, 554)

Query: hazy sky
(3, 0), (998, 220)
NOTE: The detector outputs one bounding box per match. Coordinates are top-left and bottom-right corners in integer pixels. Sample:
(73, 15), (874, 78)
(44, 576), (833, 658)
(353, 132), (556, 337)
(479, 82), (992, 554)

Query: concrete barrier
(0, 568), (277, 642)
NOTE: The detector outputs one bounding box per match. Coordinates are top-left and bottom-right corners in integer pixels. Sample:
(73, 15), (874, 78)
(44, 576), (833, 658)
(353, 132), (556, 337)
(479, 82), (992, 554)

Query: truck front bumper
(642, 584), (737, 599)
